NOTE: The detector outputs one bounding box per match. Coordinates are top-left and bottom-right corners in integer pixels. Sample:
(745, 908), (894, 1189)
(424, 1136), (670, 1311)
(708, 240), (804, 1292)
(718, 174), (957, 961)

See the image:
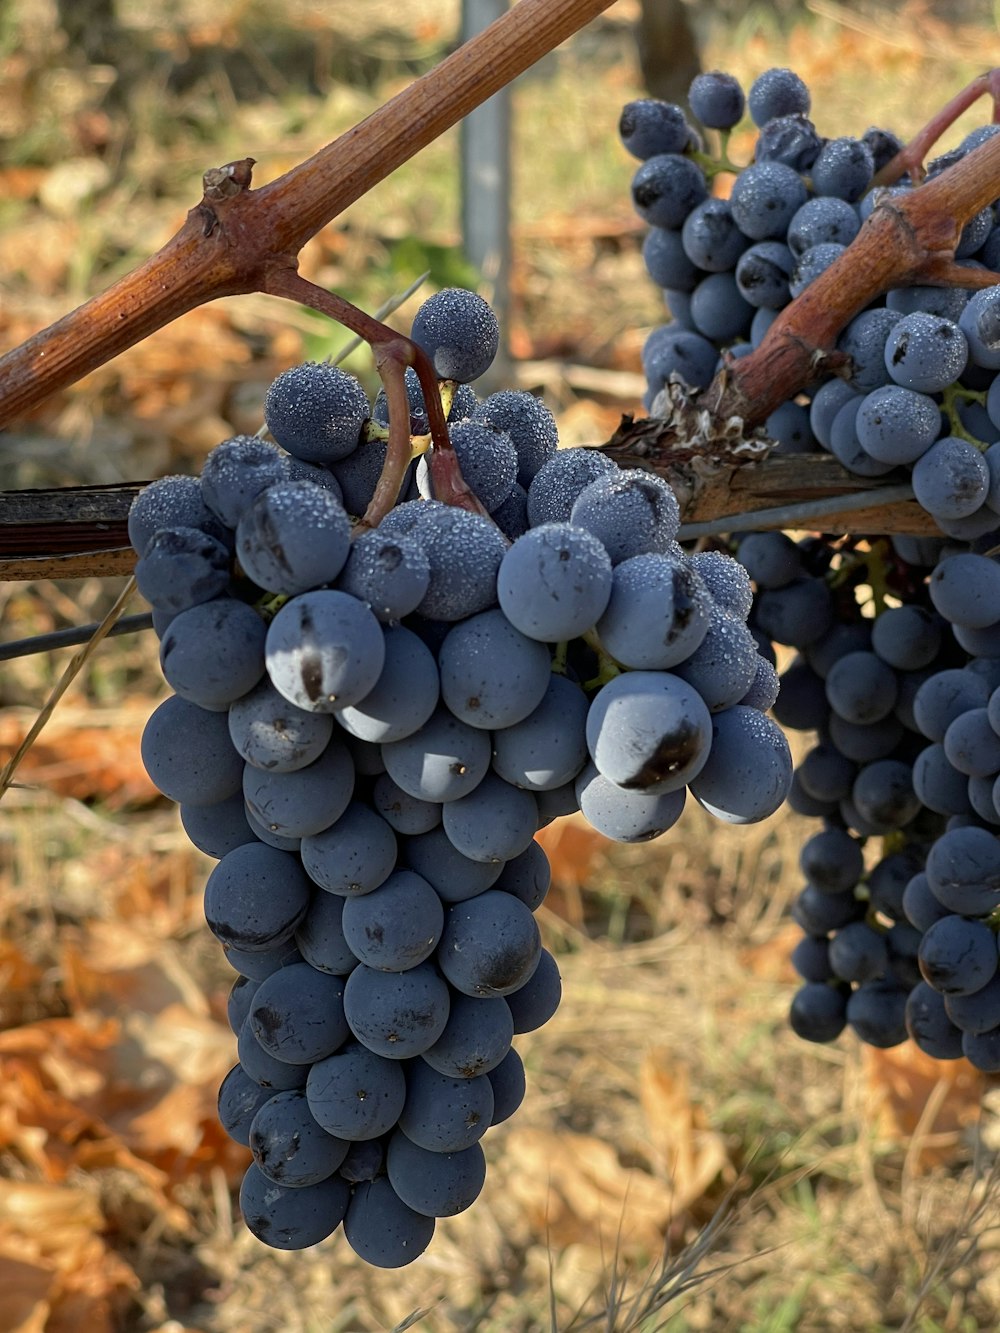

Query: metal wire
(0, 612), (155, 662)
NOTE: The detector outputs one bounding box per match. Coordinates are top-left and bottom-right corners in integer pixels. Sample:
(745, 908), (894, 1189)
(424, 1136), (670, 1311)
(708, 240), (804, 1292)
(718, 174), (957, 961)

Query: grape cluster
(730, 531), (1000, 1068)
(625, 67), (1000, 1066)
(133, 286), (791, 1263)
(625, 68), (1000, 540)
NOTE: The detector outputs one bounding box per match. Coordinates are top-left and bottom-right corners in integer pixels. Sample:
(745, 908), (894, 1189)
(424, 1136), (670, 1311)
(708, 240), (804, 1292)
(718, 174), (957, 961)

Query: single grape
(747, 68), (810, 127)
(409, 288), (499, 382)
(688, 71), (745, 130)
(264, 362), (370, 464)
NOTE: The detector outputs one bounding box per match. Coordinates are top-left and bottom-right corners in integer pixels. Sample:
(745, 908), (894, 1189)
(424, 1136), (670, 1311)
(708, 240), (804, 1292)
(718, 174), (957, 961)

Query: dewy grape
(134, 279), (788, 1265)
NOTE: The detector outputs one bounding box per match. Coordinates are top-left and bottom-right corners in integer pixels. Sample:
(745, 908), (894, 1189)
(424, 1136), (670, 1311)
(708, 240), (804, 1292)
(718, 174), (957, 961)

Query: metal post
(460, 0), (512, 367)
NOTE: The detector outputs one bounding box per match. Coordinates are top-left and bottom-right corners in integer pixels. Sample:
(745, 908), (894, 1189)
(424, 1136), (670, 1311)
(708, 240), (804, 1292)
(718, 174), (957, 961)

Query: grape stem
(873, 68), (1000, 188)
(261, 267), (490, 525)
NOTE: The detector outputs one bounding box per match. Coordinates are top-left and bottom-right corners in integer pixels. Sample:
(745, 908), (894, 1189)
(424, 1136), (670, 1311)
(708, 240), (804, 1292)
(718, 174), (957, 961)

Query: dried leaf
(0, 707), (159, 809)
(505, 1126), (672, 1251)
(637, 1048), (731, 1212)
(0, 1253), (54, 1333)
(863, 1043), (984, 1169)
(739, 922), (803, 983)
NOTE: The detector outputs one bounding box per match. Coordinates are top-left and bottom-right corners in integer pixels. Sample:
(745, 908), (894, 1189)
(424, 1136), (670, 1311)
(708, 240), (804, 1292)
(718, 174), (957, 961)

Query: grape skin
(398, 1062), (494, 1152)
(386, 1134), (487, 1218)
(341, 869), (444, 972)
(689, 71), (745, 130)
(242, 739), (354, 839)
(128, 474), (230, 556)
(265, 590), (386, 713)
(306, 1042), (407, 1140)
(491, 673), (590, 793)
(586, 671), (713, 795)
(381, 706), (493, 805)
(343, 1178), (435, 1268)
(236, 479), (352, 595)
(438, 608), (554, 727)
(239, 1162), (350, 1250)
(575, 762), (687, 843)
(343, 963), (451, 1059)
(134, 526), (231, 614)
(334, 624), (439, 744)
(688, 706), (792, 824)
(299, 801), (397, 897)
(249, 963), (349, 1064)
(249, 1089), (350, 1186)
(264, 362), (370, 464)
(747, 67), (810, 126)
(437, 890), (541, 998)
(204, 843), (312, 954)
(410, 288), (499, 383)
(201, 436), (288, 529)
(218, 1063), (275, 1146)
(595, 552), (710, 670)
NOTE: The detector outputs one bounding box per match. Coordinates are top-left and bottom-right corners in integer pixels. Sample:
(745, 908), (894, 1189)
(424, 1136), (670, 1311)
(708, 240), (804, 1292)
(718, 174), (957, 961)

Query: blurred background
(2, 2), (1000, 1329)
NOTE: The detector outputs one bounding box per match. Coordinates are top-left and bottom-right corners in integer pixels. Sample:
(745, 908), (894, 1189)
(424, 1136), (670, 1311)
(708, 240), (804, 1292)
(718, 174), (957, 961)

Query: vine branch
(0, 0), (618, 429)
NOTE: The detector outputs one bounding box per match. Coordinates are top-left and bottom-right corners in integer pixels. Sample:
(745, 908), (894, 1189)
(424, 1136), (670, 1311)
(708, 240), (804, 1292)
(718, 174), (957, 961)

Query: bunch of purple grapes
(131, 284), (792, 1264)
(623, 63), (1000, 1068)
(625, 66), (1000, 537)
(760, 536), (1000, 1067)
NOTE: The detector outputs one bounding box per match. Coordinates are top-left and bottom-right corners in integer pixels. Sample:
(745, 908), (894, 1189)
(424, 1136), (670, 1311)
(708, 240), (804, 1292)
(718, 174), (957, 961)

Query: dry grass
(4, 2), (1000, 1329)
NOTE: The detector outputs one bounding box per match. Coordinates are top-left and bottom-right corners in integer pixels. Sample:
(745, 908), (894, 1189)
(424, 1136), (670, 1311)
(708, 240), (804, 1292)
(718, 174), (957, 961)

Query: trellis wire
(0, 612), (155, 662)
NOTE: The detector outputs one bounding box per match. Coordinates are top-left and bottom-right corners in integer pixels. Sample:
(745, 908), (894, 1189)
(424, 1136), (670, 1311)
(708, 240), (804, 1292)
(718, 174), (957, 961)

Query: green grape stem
(581, 626), (622, 691)
(940, 382), (991, 450)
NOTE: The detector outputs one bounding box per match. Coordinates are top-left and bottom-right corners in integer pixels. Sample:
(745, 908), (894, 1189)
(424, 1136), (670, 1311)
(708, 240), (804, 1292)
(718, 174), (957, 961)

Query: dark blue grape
(248, 963), (348, 1064)
(306, 1041), (406, 1140)
(410, 288), (499, 383)
(925, 826), (1000, 916)
(689, 71), (745, 130)
(789, 982), (848, 1042)
(437, 890), (541, 998)
(398, 1063), (494, 1152)
(239, 1162), (349, 1250)
(905, 982), (965, 1059)
(487, 1048), (526, 1123)
(631, 154), (708, 229)
(204, 842), (311, 953)
(343, 1177), (435, 1268)
(504, 948), (561, 1033)
(386, 1133), (487, 1218)
(846, 981), (909, 1047)
(264, 362), (370, 464)
(134, 526), (231, 615)
(343, 963), (451, 1058)
(218, 1063), (274, 1146)
(201, 436), (288, 529)
(918, 913), (998, 994)
(747, 68), (810, 127)
(810, 137), (874, 202)
(341, 869), (444, 972)
(249, 1089), (350, 1185)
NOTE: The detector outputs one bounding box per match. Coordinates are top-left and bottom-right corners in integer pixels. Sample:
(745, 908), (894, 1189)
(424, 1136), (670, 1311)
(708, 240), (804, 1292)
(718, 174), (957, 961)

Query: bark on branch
(0, 0), (618, 428)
